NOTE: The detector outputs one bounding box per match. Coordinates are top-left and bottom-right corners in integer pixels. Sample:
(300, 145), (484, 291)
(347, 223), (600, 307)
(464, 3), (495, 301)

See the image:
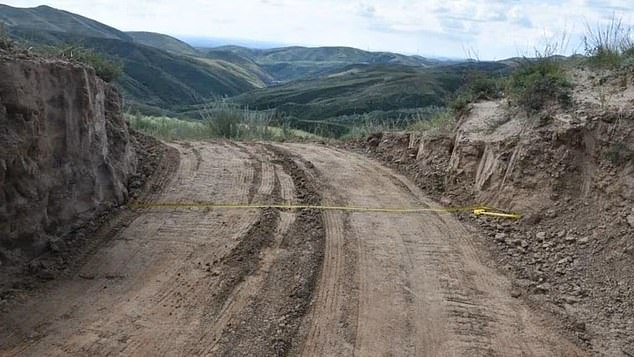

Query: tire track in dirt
(199, 167), (298, 355)
(208, 145), (326, 356)
(282, 144), (587, 357)
(299, 210), (358, 357)
(281, 145), (360, 357)
(0, 142), (268, 357)
(0, 142), (590, 357)
(187, 144), (292, 355)
(70, 142), (263, 357)
(0, 141), (181, 357)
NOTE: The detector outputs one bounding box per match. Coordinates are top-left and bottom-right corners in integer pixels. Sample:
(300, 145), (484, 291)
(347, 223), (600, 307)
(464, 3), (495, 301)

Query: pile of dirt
(354, 68), (634, 356)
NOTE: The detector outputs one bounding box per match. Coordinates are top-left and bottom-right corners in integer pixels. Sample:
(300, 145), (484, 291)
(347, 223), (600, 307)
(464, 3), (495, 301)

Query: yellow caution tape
(127, 202), (522, 220)
(472, 208), (522, 220)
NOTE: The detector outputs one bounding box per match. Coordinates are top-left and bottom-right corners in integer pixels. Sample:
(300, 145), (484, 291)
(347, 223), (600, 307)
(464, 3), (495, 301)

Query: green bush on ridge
(0, 27), (122, 82)
(35, 44), (123, 82)
(584, 16), (634, 69)
(128, 101), (320, 141)
(0, 23), (12, 50)
(506, 57), (572, 113)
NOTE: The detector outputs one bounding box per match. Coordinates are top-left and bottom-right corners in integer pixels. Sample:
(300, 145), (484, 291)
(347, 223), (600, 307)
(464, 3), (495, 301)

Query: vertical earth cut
(0, 56), (136, 263)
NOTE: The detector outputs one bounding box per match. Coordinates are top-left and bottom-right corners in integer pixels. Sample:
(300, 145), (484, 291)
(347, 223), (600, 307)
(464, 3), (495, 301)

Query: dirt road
(0, 142), (587, 356)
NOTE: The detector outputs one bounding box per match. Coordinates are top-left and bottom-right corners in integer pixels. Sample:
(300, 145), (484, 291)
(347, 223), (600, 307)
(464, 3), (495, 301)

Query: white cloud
(1, 0), (634, 59)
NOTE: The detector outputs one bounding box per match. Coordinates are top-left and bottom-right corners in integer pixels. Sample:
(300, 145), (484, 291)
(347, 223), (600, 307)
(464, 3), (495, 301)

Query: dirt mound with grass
(0, 52), (137, 266)
(357, 66), (634, 356)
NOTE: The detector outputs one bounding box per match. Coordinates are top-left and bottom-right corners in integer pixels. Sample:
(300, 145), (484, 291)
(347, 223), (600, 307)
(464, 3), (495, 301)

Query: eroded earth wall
(0, 56), (136, 263)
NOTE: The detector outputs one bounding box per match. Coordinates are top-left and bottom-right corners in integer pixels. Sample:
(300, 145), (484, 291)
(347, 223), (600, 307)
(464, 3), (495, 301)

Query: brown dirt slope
(0, 53), (137, 285)
(357, 67), (634, 356)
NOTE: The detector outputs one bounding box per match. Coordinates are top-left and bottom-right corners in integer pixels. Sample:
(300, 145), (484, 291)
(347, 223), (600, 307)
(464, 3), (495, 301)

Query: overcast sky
(3, 0), (634, 59)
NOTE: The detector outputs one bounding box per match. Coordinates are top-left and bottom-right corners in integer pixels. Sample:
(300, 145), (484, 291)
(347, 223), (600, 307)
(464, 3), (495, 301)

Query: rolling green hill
(232, 64), (459, 119)
(7, 27), (261, 110)
(208, 45), (443, 82)
(0, 4), (131, 41)
(0, 3), (492, 126)
(0, 5), (269, 112)
(202, 50), (274, 86)
(211, 45), (438, 66)
(226, 61), (510, 136)
(126, 31), (198, 56)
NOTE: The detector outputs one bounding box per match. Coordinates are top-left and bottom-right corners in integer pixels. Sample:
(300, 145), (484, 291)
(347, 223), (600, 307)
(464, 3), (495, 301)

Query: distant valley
(0, 4), (510, 133)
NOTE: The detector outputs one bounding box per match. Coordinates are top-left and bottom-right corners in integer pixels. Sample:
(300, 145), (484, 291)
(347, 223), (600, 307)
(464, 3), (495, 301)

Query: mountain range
(0, 4), (509, 123)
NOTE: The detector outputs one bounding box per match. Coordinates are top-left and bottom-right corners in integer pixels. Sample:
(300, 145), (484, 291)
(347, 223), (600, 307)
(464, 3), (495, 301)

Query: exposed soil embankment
(0, 55), (136, 269)
(358, 96), (634, 355)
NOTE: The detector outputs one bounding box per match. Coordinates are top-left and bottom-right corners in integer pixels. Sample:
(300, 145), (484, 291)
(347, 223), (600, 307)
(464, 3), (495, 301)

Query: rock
(47, 237), (67, 253)
(557, 230), (567, 238)
(578, 237), (590, 244)
(545, 210), (558, 218)
(557, 257), (570, 265)
(573, 321), (586, 332)
(511, 290), (522, 298)
(515, 279), (534, 288)
(37, 269), (55, 280)
(565, 235), (577, 243)
(535, 283), (552, 294)
(627, 214), (634, 228)
(536, 232), (547, 241)
(494, 233), (507, 242)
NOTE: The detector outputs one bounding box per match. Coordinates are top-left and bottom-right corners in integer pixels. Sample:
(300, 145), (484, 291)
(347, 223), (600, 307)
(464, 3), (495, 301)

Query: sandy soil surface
(0, 141), (588, 356)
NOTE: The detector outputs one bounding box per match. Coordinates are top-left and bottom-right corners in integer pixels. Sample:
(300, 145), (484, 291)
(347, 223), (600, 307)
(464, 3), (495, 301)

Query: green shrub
(407, 109), (455, 133)
(66, 47), (123, 82)
(446, 71), (505, 115)
(127, 114), (214, 140)
(0, 23), (12, 50)
(507, 57), (572, 113)
(342, 117), (400, 140)
(199, 101), (276, 139)
(468, 72), (504, 100)
(36, 45), (123, 82)
(448, 93), (473, 114)
(584, 16), (634, 68)
(74, 49), (123, 82)
(202, 103), (244, 139)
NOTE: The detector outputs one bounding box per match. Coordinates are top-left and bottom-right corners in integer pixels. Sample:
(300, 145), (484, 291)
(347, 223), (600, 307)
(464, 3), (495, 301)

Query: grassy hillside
(0, 3), (492, 126)
(233, 63), (508, 120)
(0, 4), (131, 41)
(214, 45), (438, 65)
(8, 27), (259, 110)
(85, 37), (260, 108)
(210, 45), (443, 82)
(0, 5), (270, 112)
(126, 31), (198, 56)
(202, 50), (274, 86)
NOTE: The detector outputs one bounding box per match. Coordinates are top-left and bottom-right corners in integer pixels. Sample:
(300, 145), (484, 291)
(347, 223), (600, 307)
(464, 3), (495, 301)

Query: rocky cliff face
(0, 54), (136, 263)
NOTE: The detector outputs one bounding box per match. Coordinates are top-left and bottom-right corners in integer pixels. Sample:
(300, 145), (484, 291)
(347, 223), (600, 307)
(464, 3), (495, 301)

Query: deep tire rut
(210, 145), (326, 356)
